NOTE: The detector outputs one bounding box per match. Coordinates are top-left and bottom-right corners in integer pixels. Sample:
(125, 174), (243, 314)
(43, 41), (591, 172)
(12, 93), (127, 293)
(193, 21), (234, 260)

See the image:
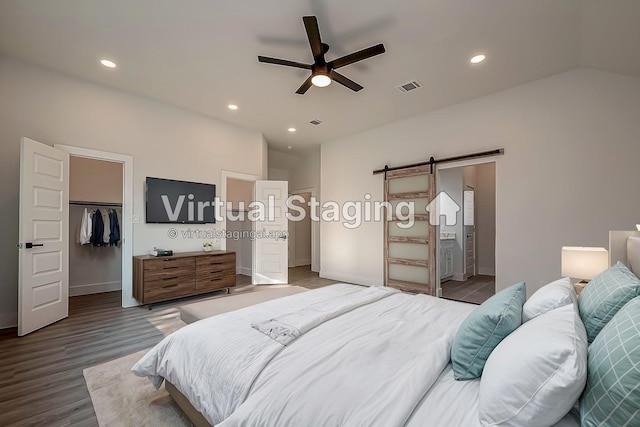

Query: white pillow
(522, 277), (575, 322)
(479, 304), (587, 427)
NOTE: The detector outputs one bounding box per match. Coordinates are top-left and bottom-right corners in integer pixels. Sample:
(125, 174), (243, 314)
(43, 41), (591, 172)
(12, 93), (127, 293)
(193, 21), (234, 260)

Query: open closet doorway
(221, 172), (259, 285)
(437, 160), (496, 304)
(288, 190), (312, 269)
(54, 144), (138, 307)
(69, 157), (123, 299)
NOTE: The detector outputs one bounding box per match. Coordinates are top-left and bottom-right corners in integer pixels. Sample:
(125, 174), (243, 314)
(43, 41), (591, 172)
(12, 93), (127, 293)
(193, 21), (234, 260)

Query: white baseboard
(0, 311), (17, 329)
(319, 270), (383, 287)
(478, 267), (496, 276)
(452, 273), (466, 282)
(69, 281), (121, 297)
(237, 267), (252, 276)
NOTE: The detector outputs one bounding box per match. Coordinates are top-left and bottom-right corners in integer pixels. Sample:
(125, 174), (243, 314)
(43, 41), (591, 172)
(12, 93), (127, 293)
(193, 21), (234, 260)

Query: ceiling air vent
(396, 80), (422, 93)
(309, 119), (323, 125)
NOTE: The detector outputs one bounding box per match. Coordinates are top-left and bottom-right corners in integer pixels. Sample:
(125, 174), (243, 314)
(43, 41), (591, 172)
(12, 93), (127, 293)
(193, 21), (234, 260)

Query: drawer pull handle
(210, 270), (223, 274)
(164, 266), (178, 270)
(164, 284), (178, 289)
(163, 276), (178, 281)
(163, 258), (177, 262)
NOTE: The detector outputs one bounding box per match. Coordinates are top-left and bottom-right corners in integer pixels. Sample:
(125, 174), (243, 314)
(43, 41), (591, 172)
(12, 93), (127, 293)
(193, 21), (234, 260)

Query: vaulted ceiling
(0, 0), (639, 151)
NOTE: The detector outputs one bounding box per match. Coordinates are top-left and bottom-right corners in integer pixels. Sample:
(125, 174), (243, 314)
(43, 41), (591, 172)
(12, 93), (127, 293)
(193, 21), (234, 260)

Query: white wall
(0, 55), (265, 327)
(321, 69), (640, 296)
(475, 163), (496, 275)
(268, 147), (321, 271)
(268, 148), (321, 192)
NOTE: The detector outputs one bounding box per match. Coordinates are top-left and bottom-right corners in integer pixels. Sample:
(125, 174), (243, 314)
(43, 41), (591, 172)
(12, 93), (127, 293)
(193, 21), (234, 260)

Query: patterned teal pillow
(451, 282), (526, 380)
(580, 296), (640, 426)
(578, 262), (640, 343)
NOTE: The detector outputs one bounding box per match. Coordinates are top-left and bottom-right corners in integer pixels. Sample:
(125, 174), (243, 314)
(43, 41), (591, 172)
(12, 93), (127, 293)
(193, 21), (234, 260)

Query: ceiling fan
(258, 16), (386, 94)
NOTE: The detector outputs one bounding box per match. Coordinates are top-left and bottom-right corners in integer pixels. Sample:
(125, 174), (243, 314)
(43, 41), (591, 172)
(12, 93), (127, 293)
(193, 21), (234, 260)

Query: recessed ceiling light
(100, 59), (117, 68)
(288, 127), (296, 132)
(287, 145), (293, 150)
(470, 54), (486, 64)
(227, 104), (239, 110)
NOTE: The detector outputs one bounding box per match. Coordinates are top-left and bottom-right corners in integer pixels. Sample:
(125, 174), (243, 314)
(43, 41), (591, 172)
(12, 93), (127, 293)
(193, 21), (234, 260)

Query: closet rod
(372, 148), (504, 175)
(69, 201), (122, 207)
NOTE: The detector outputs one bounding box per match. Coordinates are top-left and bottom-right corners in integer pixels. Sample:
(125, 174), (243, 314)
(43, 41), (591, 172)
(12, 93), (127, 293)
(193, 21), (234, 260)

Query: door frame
(252, 180), (289, 284)
(220, 170), (260, 252)
(435, 156), (498, 297)
(289, 187), (319, 272)
(54, 145), (135, 307)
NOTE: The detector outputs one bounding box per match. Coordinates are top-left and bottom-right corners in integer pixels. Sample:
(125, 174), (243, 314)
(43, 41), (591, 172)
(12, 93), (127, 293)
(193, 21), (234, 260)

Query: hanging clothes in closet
(77, 206), (121, 247)
(78, 208), (92, 245)
(109, 209), (120, 246)
(90, 209), (105, 246)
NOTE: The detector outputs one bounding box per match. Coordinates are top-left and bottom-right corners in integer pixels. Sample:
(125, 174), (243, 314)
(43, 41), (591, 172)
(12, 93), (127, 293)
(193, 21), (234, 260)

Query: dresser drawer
(196, 262), (235, 279)
(196, 254), (235, 267)
(144, 257), (195, 281)
(144, 256), (195, 271)
(144, 273), (196, 291)
(144, 278), (195, 303)
(196, 271), (236, 292)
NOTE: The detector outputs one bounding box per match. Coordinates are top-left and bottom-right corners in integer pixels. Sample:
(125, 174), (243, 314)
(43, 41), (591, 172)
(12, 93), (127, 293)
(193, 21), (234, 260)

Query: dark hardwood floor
(441, 274), (495, 304)
(0, 266), (337, 427)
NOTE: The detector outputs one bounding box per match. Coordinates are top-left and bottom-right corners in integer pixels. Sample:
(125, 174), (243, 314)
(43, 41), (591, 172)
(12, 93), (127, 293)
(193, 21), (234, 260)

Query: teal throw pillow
(451, 282), (526, 380)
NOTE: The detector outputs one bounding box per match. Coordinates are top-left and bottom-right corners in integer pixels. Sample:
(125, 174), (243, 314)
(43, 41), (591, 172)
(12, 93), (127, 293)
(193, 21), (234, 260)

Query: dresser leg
(227, 288), (230, 294)
(148, 304), (152, 310)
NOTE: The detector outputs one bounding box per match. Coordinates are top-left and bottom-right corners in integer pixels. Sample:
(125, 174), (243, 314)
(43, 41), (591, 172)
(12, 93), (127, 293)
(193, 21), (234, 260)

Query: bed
(132, 231), (640, 427)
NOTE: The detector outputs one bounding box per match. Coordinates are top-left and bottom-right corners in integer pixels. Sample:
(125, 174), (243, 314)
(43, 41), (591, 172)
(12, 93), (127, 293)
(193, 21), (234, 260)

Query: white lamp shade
(561, 247), (609, 280)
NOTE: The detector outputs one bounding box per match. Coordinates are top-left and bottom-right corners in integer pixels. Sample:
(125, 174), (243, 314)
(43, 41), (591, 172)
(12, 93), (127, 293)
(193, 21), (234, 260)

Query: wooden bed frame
(166, 380), (213, 427)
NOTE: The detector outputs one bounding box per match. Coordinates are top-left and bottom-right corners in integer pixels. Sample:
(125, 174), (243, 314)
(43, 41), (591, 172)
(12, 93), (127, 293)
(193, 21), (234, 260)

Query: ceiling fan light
(311, 74), (331, 87)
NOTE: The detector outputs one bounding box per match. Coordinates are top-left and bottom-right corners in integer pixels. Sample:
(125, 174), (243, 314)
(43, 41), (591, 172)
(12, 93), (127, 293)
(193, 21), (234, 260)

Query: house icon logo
(425, 192), (460, 226)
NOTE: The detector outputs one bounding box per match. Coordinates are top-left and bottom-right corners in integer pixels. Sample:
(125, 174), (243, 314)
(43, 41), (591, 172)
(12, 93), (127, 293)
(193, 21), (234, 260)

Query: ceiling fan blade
(258, 56), (312, 70)
(296, 75), (314, 94)
(303, 16), (324, 62)
(329, 43), (386, 69)
(330, 70), (363, 92)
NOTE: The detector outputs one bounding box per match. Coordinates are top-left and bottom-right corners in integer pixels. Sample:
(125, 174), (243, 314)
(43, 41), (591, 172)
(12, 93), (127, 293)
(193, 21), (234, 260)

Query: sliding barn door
(384, 166), (436, 295)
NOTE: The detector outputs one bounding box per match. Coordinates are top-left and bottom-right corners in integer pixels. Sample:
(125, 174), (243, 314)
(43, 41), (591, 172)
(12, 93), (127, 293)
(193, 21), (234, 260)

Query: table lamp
(561, 246), (609, 285)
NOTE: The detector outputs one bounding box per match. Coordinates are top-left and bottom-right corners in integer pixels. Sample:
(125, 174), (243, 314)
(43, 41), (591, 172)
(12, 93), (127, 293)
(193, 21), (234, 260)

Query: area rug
(83, 350), (191, 427)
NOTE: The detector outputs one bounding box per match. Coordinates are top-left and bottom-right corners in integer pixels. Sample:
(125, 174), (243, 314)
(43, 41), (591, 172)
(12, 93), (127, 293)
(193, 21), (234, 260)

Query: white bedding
(134, 283), (580, 426)
(133, 284), (475, 426)
(133, 284), (367, 424)
(406, 365), (580, 427)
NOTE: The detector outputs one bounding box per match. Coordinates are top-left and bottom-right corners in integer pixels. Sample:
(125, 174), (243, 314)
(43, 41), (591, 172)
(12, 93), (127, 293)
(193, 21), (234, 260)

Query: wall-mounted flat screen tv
(146, 177), (216, 224)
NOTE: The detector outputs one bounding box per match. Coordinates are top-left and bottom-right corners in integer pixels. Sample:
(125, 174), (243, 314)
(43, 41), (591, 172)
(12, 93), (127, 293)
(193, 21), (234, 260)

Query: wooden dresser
(133, 251), (236, 308)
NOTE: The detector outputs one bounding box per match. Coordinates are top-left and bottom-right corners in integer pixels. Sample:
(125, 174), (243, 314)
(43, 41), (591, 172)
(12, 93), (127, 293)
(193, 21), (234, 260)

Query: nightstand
(573, 281), (588, 296)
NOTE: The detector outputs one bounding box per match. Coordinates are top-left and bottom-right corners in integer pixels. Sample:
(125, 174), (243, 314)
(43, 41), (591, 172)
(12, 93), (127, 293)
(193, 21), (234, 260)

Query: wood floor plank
(441, 274), (495, 304)
(0, 267), (337, 426)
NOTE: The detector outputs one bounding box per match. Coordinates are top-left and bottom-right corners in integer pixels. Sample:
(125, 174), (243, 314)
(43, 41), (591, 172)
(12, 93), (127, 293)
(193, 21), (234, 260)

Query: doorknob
(25, 242), (44, 249)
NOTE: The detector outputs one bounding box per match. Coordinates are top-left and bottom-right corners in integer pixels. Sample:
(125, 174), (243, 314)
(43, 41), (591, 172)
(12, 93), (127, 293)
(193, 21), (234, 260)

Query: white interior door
(18, 137), (69, 336)
(252, 180), (288, 284)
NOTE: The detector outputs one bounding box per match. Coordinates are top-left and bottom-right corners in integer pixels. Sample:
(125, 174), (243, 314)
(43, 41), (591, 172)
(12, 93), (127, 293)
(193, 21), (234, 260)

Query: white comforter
(133, 284), (475, 426)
